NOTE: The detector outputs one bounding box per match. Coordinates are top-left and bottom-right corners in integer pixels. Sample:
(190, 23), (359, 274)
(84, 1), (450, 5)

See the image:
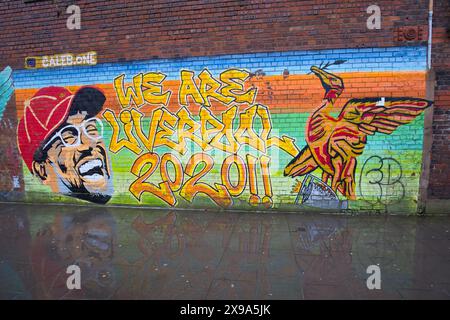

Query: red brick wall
(0, 0), (430, 68)
(428, 0), (450, 199)
(0, 0), (448, 200)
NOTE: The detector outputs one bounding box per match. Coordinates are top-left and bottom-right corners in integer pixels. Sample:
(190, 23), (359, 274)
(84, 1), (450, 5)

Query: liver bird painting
(284, 62), (433, 200)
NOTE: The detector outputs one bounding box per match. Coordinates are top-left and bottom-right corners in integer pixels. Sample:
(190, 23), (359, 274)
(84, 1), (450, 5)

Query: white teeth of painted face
(79, 159), (103, 175)
(83, 173), (103, 182)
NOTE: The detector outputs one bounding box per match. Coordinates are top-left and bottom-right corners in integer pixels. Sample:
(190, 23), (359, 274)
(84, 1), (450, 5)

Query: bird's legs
(339, 157), (357, 200)
(321, 171), (330, 184)
(330, 156), (344, 194)
(328, 155), (357, 200)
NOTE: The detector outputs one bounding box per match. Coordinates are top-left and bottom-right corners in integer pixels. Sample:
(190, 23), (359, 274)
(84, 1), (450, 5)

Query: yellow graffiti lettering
(130, 107), (159, 152)
(103, 109), (142, 154)
(105, 104), (297, 157)
(209, 106), (239, 153)
(179, 153), (232, 207)
(179, 70), (205, 106)
(234, 105), (266, 153)
(160, 153), (184, 192)
(246, 154), (261, 206)
(260, 155), (273, 208)
(129, 152), (177, 206)
(198, 69), (234, 107)
(221, 155), (247, 197)
(220, 69), (257, 104)
(106, 68), (302, 209)
(199, 107), (223, 151)
(176, 107), (203, 154)
(142, 72), (171, 106)
(154, 108), (183, 153)
(267, 135), (299, 157)
(114, 73), (145, 108)
(255, 104), (299, 157)
(114, 72), (171, 108)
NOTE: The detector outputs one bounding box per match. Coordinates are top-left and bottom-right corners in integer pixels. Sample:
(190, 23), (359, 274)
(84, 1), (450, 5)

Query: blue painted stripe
(13, 46), (427, 89)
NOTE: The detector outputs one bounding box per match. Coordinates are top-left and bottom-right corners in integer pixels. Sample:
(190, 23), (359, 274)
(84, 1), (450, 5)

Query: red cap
(17, 86), (105, 173)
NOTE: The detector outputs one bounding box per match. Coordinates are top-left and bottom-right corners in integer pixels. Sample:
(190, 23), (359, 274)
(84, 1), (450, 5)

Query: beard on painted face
(50, 140), (113, 204)
(42, 114), (113, 204)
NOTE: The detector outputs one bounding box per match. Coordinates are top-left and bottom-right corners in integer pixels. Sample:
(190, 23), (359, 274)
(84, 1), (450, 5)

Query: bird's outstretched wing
(339, 97), (432, 135)
(0, 66), (14, 121)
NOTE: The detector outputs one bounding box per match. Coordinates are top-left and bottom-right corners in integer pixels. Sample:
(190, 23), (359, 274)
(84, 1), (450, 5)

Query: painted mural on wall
(0, 67), (14, 121)
(284, 64), (432, 201)
(105, 67), (302, 209)
(12, 46), (432, 212)
(16, 87), (113, 204)
(0, 66), (23, 200)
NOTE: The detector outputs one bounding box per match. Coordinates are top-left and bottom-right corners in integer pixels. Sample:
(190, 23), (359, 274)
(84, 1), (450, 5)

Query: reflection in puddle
(31, 208), (117, 299)
(0, 204), (449, 299)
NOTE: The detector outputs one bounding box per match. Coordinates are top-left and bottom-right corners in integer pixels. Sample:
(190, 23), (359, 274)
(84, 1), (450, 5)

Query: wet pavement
(0, 203), (449, 300)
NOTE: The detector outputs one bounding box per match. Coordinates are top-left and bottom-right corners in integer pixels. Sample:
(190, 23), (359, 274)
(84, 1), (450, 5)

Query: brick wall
(0, 0), (448, 212)
(0, 0), (431, 67)
(428, 0), (450, 199)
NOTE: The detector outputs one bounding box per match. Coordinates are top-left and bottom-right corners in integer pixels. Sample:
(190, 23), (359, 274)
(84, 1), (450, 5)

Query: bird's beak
(309, 66), (343, 100)
(310, 66), (328, 79)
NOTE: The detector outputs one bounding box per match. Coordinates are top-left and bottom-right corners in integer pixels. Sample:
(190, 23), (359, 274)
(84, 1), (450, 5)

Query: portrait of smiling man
(17, 86), (113, 204)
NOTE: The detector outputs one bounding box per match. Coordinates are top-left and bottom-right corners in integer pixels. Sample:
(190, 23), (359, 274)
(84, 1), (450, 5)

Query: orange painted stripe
(14, 71), (426, 119)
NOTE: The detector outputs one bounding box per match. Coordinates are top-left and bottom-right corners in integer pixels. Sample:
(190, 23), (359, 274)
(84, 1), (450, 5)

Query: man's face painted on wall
(33, 111), (113, 204)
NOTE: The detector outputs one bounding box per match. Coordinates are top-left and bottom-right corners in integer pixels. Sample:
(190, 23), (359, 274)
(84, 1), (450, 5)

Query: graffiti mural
(102, 68), (298, 208)
(359, 156), (406, 210)
(293, 174), (348, 210)
(0, 66), (14, 121)
(16, 87), (113, 204)
(284, 63), (432, 201)
(11, 46), (432, 213)
(0, 66), (23, 200)
(29, 207), (117, 299)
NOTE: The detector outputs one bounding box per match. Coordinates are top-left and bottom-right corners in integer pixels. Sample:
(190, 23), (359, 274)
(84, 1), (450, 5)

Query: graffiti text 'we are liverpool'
(104, 68), (299, 208)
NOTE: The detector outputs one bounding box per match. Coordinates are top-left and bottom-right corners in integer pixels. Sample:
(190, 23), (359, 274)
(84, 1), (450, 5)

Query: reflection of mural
(0, 211), (33, 299)
(284, 64), (432, 200)
(11, 46), (431, 212)
(16, 87), (113, 204)
(31, 208), (117, 299)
